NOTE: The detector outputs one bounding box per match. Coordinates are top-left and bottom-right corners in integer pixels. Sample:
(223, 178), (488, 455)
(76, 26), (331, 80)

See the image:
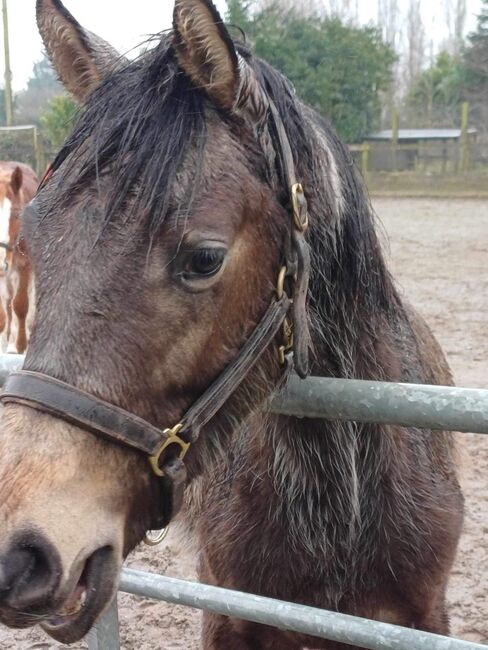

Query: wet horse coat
(0, 1), (464, 647)
(0, 162), (37, 353)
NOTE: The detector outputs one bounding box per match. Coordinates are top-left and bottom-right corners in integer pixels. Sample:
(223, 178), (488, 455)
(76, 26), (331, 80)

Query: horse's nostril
(0, 532), (62, 609)
(0, 547), (35, 593)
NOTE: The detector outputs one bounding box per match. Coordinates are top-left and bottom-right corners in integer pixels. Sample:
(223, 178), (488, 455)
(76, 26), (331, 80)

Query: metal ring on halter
(143, 527), (170, 546)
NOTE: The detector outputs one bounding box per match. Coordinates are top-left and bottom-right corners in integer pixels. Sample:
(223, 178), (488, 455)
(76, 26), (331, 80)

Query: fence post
(459, 101), (470, 173)
(361, 143), (370, 177)
(2, 0), (13, 126)
(86, 598), (120, 650)
(32, 127), (43, 178)
(391, 107), (399, 172)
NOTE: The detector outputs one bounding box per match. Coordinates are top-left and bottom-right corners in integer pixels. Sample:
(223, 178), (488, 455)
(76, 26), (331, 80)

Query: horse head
(0, 165), (24, 272)
(0, 0), (311, 641)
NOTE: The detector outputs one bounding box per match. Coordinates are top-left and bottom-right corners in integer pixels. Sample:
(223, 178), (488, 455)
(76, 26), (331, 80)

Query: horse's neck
(238, 118), (403, 556)
(236, 409), (394, 590)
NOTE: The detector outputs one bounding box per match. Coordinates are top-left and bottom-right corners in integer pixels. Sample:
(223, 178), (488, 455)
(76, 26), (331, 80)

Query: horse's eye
(186, 248), (225, 278)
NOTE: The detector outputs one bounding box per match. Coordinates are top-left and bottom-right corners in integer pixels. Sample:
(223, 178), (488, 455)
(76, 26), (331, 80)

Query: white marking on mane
(313, 129), (345, 221)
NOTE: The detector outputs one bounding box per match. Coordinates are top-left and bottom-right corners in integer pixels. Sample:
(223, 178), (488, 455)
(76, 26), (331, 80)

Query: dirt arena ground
(1, 198), (487, 649)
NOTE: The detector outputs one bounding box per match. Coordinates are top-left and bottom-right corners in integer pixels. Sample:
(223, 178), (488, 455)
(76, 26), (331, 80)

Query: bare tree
(377, 0), (401, 121)
(257, 0), (322, 14)
(443, 0), (467, 56)
(405, 0), (426, 87)
(328, 0), (359, 22)
(256, 0), (360, 22)
(377, 0), (401, 51)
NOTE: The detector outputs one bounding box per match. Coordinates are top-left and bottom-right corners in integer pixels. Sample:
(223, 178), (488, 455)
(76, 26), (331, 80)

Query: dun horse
(0, 162), (36, 353)
(0, 0), (463, 647)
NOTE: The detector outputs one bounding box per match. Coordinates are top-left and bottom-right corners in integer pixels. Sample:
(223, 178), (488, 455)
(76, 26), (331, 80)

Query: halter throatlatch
(0, 97), (310, 533)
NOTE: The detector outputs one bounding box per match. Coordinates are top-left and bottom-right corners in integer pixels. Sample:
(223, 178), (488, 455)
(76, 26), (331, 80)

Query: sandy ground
(0, 198), (486, 649)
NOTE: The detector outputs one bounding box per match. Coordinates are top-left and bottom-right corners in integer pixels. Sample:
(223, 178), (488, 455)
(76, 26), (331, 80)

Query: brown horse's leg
(202, 612), (307, 650)
(202, 614), (371, 650)
(0, 294), (6, 350)
(6, 287), (12, 343)
(202, 612), (257, 650)
(12, 267), (30, 354)
(0, 297), (5, 332)
(411, 588), (450, 635)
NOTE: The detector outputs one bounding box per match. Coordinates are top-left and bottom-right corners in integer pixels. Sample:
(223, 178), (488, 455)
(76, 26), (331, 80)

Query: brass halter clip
(276, 266), (294, 365)
(291, 183), (309, 232)
(278, 317), (294, 366)
(149, 423), (190, 477)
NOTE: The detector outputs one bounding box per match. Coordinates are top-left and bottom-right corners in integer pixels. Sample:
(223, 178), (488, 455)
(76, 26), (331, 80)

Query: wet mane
(50, 34), (206, 236)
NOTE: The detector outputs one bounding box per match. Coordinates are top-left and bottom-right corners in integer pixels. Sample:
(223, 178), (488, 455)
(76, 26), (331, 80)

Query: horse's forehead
(177, 119), (254, 197)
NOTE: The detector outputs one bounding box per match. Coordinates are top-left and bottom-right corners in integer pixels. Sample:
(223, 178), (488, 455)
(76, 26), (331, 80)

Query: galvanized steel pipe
(271, 375), (488, 433)
(87, 598), (120, 650)
(119, 569), (486, 650)
(0, 354), (24, 384)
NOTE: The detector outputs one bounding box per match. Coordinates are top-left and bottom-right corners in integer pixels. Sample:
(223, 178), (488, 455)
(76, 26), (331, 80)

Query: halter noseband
(0, 98), (311, 531)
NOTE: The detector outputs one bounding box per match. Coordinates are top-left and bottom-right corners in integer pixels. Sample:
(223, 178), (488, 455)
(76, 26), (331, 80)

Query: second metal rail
(112, 569), (485, 650)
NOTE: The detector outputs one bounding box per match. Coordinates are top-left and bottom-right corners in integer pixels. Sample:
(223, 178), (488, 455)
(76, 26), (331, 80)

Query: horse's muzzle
(0, 532), (119, 643)
(0, 529), (62, 612)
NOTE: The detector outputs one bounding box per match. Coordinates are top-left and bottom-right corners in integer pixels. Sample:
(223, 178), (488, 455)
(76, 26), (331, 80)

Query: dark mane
(50, 34), (206, 236)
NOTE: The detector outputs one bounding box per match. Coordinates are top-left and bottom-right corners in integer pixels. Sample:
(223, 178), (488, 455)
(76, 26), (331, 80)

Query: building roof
(366, 128), (477, 142)
(0, 125), (37, 132)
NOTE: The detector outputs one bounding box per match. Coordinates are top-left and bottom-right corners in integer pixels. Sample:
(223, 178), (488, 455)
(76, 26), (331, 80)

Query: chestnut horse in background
(0, 162), (37, 353)
(0, 1), (464, 648)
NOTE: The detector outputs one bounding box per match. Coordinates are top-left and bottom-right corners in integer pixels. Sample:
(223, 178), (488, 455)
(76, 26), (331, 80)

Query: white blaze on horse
(0, 162), (37, 353)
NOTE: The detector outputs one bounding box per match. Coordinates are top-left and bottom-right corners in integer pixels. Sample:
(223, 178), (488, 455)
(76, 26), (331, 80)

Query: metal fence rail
(86, 599), (120, 650)
(272, 375), (488, 434)
(113, 569), (486, 650)
(0, 355), (486, 649)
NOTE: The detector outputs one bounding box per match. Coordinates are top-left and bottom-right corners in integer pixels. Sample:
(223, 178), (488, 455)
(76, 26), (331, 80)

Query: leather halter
(0, 98), (311, 531)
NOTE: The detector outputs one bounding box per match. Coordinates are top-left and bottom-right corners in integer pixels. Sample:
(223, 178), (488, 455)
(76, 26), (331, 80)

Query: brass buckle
(278, 316), (293, 365)
(291, 183), (309, 232)
(149, 423), (190, 477)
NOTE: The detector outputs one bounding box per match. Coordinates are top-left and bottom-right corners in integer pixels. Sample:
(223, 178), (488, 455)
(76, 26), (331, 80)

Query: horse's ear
(11, 167), (23, 195)
(173, 0), (240, 110)
(36, 0), (124, 103)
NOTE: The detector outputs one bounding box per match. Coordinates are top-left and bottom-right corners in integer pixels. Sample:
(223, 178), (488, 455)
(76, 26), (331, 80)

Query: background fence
(0, 354), (486, 649)
(0, 125), (44, 176)
(350, 140), (488, 175)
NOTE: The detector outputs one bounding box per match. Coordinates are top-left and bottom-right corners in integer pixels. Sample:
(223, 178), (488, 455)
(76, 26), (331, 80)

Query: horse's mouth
(42, 546), (119, 644)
